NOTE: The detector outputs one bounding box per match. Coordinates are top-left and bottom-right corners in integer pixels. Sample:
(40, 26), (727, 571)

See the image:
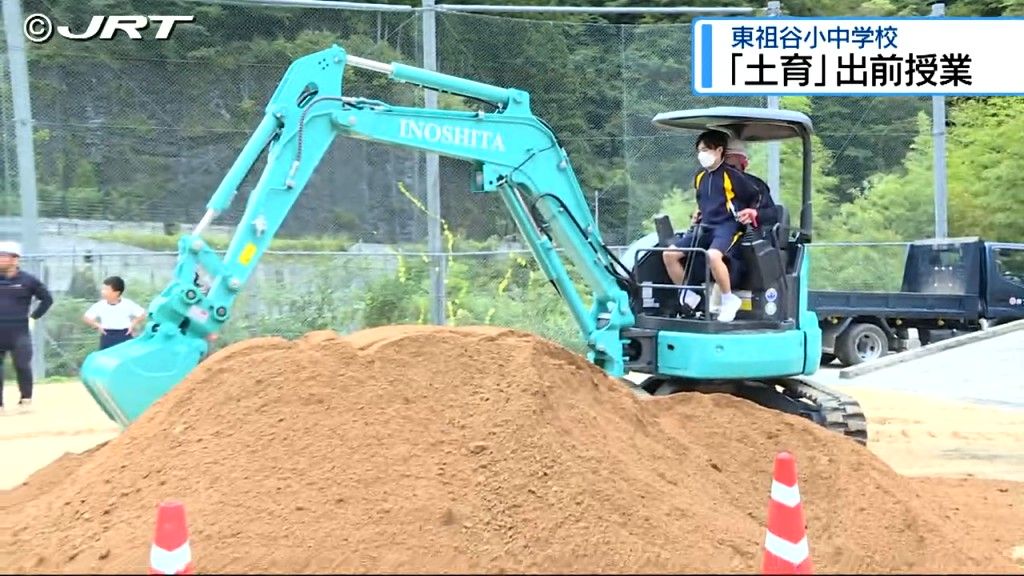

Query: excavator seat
(631, 209), (800, 331)
(762, 203), (791, 251)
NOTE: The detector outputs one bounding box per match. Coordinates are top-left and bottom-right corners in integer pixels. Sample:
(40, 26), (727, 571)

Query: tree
(832, 97), (1024, 243)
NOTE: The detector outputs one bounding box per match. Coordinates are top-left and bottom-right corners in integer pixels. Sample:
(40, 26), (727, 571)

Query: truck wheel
(836, 323), (889, 366)
(820, 353), (836, 365)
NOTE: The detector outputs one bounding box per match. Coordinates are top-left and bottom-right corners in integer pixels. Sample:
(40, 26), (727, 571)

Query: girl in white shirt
(82, 276), (147, 350)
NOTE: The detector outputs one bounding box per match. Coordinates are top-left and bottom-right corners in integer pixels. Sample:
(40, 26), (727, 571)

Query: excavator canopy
(652, 105), (815, 241)
(651, 106), (812, 142)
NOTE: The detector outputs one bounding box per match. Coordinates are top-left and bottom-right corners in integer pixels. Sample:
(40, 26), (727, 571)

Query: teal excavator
(80, 44), (867, 444)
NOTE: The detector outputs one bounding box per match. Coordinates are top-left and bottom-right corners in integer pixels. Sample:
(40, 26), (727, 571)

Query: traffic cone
(149, 500), (194, 574)
(762, 451), (812, 574)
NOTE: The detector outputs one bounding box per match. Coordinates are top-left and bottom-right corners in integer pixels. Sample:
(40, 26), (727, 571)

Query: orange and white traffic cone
(762, 451), (812, 574)
(149, 500), (194, 574)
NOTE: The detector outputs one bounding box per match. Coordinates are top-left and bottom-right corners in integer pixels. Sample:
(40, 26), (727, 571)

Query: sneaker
(717, 292), (743, 323)
(17, 398), (32, 413)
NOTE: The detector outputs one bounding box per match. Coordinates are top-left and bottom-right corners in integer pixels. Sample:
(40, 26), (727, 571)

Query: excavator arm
(80, 44), (637, 427)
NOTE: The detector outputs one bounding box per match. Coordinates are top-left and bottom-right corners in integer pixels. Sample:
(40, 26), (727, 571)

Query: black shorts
(670, 222), (743, 260)
(99, 328), (133, 350)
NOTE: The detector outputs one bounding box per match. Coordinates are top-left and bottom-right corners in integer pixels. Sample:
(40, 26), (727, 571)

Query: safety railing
(629, 243), (715, 319)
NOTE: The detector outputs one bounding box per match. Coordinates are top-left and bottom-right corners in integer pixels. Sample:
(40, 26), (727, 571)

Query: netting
(6, 2), (428, 243)
(0, 1), (935, 378)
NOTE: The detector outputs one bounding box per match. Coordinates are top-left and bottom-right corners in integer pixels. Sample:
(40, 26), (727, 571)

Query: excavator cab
(624, 108), (811, 327)
(619, 108), (820, 378)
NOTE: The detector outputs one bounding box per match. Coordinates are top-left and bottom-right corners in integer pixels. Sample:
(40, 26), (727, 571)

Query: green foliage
(362, 253), (433, 327)
(357, 250), (584, 353)
(832, 97), (1024, 244)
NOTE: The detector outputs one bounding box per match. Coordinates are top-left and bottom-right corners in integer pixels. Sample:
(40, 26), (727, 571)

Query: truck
(811, 237), (1024, 367)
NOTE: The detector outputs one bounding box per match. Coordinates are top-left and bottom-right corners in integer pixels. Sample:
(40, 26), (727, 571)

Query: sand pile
(1, 326), (1022, 573)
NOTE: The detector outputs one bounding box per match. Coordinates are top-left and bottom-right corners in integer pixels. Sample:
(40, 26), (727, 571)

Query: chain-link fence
(0, 0), (936, 378)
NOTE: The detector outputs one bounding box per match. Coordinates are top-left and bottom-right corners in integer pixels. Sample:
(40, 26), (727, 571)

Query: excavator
(79, 44), (867, 444)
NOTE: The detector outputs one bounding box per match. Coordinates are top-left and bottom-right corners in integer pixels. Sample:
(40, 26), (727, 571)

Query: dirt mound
(2, 326), (1022, 573)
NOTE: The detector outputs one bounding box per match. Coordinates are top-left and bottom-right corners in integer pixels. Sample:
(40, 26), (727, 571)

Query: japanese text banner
(691, 17), (1021, 96)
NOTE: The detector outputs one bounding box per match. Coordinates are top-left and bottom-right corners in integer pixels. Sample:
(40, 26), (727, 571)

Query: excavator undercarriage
(631, 376), (868, 445)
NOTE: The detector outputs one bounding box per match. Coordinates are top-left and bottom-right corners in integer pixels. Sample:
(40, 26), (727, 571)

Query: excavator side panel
(656, 330), (806, 380)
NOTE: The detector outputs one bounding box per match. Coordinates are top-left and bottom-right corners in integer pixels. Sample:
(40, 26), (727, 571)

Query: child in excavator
(662, 131), (761, 322)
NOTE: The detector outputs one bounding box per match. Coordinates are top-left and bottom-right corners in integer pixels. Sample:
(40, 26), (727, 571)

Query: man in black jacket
(723, 139), (779, 230)
(0, 241), (53, 413)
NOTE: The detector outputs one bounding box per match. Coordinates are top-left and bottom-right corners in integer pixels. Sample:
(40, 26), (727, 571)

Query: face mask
(698, 150), (717, 169)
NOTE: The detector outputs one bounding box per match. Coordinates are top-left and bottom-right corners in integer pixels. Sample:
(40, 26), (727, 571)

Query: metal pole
(184, 0), (416, 11)
(422, 0), (445, 325)
(3, 0), (44, 379)
(435, 5), (754, 14)
(930, 1), (948, 239)
(764, 0), (781, 204)
(1, 57), (12, 209)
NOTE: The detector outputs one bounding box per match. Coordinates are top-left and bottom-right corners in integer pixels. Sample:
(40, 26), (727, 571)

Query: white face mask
(697, 150), (717, 169)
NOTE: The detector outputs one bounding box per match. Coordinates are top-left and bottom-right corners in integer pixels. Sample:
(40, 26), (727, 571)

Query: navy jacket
(742, 171), (780, 227)
(0, 269), (53, 330)
(692, 163), (759, 226)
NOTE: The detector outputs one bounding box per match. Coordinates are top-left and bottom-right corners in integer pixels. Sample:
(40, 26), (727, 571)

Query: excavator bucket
(80, 327), (209, 428)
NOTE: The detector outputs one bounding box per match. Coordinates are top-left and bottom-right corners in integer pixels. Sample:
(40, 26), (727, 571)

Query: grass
(86, 230), (354, 252)
(37, 376), (80, 385)
(87, 230), (522, 255)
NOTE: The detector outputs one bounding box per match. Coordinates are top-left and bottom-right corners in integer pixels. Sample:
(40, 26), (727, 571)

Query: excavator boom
(80, 44), (634, 426)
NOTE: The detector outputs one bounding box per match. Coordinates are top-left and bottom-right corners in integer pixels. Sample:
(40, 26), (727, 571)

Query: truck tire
(836, 323), (889, 366)
(820, 353), (836, 365)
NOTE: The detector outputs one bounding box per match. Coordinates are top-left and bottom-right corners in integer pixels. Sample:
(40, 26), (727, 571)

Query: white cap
(0, 241), (22, 256)
(726, 138), (748, 158)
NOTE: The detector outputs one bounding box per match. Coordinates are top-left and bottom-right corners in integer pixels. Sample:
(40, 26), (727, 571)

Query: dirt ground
(0, 384), (120, 491)
(3, 328), (1023, 574)
(3, 378), (1023, 490)
(839, 385), (1024, 482)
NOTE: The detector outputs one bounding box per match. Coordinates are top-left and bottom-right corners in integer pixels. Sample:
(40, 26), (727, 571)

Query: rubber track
(628, 376), (869, 446)
(776, 378), (869, 446)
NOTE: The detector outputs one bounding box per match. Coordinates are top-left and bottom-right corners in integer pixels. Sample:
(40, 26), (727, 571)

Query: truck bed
(809, 290), (980, 320)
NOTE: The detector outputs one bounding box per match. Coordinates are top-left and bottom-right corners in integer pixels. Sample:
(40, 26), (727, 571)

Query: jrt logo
(23, 14), (195, 43)
(399, 119), (506, 152)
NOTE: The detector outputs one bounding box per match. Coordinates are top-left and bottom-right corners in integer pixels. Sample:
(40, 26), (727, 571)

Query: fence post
(764, 0), (782, 204)
(3, 0), (45, 378)
(930, 1), (948, 239)
(422, 0), (446, 325)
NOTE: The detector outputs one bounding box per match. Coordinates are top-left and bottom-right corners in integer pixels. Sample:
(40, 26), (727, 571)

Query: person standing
(82, 275), (147, 350)
(0, 241), (53, 414)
